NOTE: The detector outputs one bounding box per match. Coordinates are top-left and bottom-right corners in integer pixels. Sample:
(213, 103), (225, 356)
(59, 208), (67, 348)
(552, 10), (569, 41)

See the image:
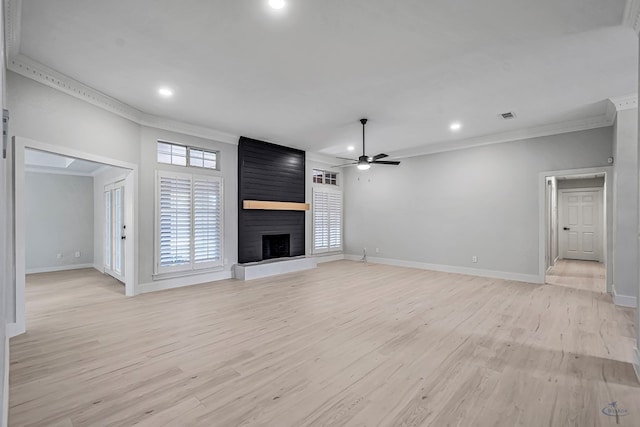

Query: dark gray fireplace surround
(238, 137), (305, 264)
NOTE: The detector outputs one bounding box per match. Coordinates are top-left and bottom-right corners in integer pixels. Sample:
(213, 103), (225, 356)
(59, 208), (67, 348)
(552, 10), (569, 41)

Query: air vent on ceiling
(500, 111), (516, 120)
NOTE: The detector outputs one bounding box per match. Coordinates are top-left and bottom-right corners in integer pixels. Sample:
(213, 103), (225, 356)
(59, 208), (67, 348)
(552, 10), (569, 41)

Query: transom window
(312, 169), (338, 185)
(158, 141), (218, 170)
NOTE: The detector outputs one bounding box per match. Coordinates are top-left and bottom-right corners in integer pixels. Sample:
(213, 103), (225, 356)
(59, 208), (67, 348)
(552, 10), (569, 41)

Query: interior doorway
(11, 136), (137, 337)
(541, 170), (608, 292)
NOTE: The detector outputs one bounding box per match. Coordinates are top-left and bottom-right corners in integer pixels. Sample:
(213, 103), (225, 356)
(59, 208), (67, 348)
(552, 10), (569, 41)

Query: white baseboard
(6, 322), (24, 338)
(25, 263), (95, 274)
(612, 284), (638, 308)
(313, 253), (345, 263)
(138, 269), (233, 294)
(633, 347), (640, 384)
(93, 263), (105, 273)
(344, 254), (542, 284)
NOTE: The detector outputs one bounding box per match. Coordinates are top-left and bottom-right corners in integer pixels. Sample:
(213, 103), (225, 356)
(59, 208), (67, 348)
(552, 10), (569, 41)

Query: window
(156, 171), (223, 275)
(312, 169), (338, 185)
(313, 187), (342, 253)
(189, 147), (217, 169)
(157, 141), (218, 170)
(157, 141), (187, 166)
(312, 169), (323, 184)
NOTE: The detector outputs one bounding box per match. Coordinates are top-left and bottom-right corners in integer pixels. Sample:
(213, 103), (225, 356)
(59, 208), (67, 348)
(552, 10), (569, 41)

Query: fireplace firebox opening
(262, 234), (290, 260)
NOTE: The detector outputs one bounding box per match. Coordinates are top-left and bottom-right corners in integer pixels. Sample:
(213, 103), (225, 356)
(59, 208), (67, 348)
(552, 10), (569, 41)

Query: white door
(559, 190), (601, 261)
(104, 181), (125, 282)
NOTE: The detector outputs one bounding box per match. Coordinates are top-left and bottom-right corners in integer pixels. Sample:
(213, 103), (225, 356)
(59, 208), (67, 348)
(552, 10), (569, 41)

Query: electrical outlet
(375, 248), (380, 253)
(75, 251), (81, 258)
(472, 255), (478, 263)
(57, 253), (63, 259)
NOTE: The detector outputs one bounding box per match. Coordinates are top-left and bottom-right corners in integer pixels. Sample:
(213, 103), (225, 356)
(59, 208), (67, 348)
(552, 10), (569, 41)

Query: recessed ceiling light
(269, 0), (285, 9)
(449, 122), (462, 131)
(158, 87), (173, 98)
(347, 146), (355, 151)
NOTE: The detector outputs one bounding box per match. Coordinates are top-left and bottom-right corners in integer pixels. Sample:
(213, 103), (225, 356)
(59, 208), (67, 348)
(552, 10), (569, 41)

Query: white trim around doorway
(538, 166), (613, 294)
(10, 136), (139, 337)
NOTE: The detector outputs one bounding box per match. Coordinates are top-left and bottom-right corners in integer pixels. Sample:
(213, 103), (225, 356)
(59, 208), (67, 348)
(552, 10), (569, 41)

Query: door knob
(563, 227), (570, 231)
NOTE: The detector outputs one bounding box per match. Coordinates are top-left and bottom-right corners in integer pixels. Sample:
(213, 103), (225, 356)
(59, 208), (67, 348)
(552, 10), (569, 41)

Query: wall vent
(500, 111), (516, 120)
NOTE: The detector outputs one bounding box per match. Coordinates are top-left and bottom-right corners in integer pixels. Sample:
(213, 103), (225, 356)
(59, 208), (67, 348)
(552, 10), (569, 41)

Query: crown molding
(4, 0), (21, 57)
(306, 152), (341, 166)
(609, 94), (638, 111)
(7, 53), (239, 144)
(138, 114), (238, 145)
(624, 0), (640, 34)
(8, 54), (142, 121)
(606, 94), (638, 123)
(390, 114), (614, 159)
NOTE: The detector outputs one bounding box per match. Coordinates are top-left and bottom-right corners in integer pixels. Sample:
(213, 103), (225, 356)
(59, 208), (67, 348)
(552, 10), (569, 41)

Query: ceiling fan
(337, 119), (400, 170)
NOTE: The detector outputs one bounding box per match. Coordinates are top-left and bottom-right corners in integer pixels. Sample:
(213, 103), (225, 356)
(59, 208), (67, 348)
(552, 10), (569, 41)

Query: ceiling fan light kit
(337, 118), (400, 170)
(357, 157), (371, 170)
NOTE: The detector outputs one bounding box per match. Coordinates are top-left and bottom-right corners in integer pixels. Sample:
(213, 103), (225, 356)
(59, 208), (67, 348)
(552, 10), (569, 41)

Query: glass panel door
(104, 181), (125, 283)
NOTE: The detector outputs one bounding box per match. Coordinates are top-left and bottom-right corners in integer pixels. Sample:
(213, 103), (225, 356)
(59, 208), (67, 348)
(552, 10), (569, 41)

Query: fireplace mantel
(242, 200), (310, 211)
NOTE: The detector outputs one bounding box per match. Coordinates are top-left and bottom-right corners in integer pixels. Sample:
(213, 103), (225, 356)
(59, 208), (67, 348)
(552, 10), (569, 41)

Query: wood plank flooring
(546, 259), (605, 293)
(9, 260), (640, 426)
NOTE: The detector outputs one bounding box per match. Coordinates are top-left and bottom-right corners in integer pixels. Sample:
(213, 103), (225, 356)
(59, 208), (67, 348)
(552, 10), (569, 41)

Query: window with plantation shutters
(312, 188), (342, 253)
(193, 177), (222, 265)
(156, 171), (223, 275)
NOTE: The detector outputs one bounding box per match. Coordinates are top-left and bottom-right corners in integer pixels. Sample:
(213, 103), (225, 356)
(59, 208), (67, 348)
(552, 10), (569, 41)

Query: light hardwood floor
(10, 260), (639, 426)
(546, 259), (606, 293)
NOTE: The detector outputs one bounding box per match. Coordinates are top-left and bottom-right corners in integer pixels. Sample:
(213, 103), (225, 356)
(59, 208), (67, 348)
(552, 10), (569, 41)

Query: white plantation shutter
(159, 174), (192, 270)
(328, 192), (342, 250)
(193, 177), (222, 265)
(313, 188), (342, 253)
(313, 190), (329, 252)
(156, 172), (223, 274)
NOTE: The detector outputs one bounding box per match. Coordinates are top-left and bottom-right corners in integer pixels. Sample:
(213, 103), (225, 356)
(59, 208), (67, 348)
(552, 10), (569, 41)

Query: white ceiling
(25, 149), (108, 175)
(10, 0), (639, 158)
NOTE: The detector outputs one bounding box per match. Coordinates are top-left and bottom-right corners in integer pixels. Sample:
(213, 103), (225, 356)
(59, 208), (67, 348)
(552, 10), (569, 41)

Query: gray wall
(612, 108), (639, 301)
(7, 73), (140, 163)
(344, 127), (613, 278)
(138, 126), (238, 286)
(25, 172), (94, 272)
(7, 71), (239, 291)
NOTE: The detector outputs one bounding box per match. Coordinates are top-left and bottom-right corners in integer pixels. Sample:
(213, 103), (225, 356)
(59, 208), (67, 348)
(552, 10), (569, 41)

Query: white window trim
(312, 168), (338, 186)
(154, 170), (224, 276)
(312, 186), (343, 254)
(157, 140), (220, 170)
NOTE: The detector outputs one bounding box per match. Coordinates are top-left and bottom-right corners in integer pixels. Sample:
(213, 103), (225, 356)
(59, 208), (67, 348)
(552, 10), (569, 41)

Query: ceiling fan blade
(371, 160), (400, 165)
(371, 153), (388, 161)
(332, 162), (357, 167)
(336, 156), (358, 162)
